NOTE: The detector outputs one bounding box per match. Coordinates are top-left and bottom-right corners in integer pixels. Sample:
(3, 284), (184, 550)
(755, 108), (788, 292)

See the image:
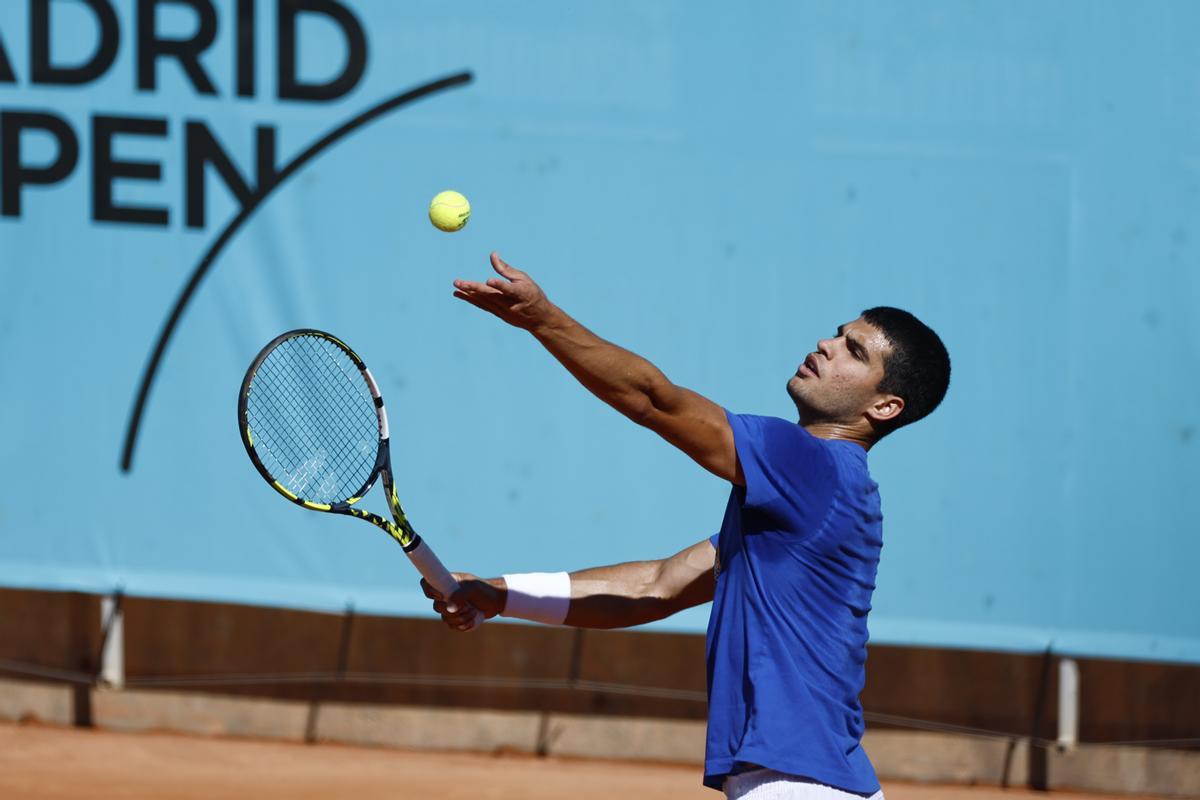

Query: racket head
(238, 329), (386, 512)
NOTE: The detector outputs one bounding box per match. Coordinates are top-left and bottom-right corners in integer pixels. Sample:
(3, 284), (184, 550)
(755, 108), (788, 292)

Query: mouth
(798, 354), (819, 377)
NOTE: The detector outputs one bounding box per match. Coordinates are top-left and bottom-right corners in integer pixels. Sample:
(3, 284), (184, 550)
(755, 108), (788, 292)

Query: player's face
(787, 318), (895, 424)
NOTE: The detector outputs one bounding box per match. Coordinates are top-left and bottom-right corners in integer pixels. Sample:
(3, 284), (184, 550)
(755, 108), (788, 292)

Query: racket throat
(380, 468), (420, 551)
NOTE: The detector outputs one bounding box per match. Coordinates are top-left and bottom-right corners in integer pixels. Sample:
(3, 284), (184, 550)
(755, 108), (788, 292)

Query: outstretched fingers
(452, 278), (503, 296)
(454, 275), (521, 316)
(453, 280), (501, 305)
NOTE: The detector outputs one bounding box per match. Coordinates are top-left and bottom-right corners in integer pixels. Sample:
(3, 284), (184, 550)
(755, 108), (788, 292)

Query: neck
(800, 420), (874, 451)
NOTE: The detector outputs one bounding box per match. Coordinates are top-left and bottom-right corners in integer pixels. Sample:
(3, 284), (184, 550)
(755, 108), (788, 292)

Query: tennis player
(424, 252), (951, 799)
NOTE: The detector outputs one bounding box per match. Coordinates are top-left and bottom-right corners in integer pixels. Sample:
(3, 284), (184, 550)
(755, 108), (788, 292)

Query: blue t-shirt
(704, 412), (883, 794)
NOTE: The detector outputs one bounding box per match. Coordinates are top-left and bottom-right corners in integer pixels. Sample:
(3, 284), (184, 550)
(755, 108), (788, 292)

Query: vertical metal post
(306, 603), (355, 744)
(1027, 647), (1054, 791)
(99, 592), (125, 689)
(1057, 658), (1079, 751)
(71, 593), (94, 727)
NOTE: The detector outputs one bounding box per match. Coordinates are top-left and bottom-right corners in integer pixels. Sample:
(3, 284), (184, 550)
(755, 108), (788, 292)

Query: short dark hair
(860, 306), (950, 434)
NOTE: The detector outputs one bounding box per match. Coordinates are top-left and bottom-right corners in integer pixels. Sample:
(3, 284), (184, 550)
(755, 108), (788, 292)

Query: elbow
(641, 565), (682, 620)
(621, 391), (659, 428)
(628, 379), (678, 428)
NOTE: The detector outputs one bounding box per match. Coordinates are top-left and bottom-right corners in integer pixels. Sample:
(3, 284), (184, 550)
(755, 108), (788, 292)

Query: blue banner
(1, 1), (1197, 663)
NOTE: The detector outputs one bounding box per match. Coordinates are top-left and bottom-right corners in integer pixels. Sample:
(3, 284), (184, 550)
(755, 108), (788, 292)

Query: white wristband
(501, 572), (571, 625)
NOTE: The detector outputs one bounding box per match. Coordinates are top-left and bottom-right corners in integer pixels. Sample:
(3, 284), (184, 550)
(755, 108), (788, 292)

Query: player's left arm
(421, 537), (718, 631)
(453, 253), (743, 484)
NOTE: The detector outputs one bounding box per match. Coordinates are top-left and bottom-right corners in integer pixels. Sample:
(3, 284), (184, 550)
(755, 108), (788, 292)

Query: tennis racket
(238, 328), (478, 622)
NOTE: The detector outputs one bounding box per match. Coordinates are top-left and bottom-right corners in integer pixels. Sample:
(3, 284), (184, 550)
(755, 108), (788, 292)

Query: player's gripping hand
(421, 573), (504, 632)
(452, 252), (555, 332)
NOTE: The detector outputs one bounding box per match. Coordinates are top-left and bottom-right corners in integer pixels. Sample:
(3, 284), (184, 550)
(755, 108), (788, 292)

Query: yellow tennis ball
(429, 190), (471, 232)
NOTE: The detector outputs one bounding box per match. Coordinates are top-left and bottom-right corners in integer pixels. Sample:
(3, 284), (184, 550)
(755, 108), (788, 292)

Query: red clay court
(0, 722), (1174, 800)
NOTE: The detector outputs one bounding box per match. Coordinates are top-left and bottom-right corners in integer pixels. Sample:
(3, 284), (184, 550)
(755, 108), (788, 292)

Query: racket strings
(261, 347), (368, 477)
(256, 338), (376, 482)
(244, 335), (380, 504)
(249, 341), (375, 499)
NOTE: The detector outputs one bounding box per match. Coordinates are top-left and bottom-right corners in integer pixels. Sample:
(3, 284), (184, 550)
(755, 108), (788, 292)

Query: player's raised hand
(452, 252), (555, 331)
(421, 573), (504, 631)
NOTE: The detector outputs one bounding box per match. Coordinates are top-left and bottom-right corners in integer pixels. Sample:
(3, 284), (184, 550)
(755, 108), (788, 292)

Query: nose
(817, 338), (834, 358)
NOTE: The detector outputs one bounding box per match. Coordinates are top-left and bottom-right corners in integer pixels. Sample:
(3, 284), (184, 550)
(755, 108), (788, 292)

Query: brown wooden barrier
(1, 586), (1196, 749)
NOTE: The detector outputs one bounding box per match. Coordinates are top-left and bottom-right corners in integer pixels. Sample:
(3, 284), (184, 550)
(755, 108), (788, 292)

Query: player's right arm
(421, 537), (717, 631)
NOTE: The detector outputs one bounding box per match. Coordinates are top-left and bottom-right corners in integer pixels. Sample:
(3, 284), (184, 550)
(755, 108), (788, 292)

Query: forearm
(493, 561), (679, 630)
(498, 540), (716, 630)
(531, 305), (676, 425)
(562, 561), (681, 629)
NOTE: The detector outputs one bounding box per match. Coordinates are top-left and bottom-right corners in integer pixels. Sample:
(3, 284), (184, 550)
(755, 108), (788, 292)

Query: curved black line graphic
(120, 71), (474, 472)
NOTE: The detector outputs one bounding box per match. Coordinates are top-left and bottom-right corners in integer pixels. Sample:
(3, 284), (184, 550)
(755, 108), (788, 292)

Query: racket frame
(238, 329), (463, 602)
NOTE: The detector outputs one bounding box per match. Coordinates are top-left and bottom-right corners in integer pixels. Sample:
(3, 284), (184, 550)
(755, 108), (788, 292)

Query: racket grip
(406, 537), (485, 628)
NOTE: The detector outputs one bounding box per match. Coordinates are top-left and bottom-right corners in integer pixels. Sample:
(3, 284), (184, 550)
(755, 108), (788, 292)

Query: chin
(785, 376), (808, 410)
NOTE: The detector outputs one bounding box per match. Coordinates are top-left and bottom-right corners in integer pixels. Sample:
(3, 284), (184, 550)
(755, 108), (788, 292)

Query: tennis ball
(429, 190), (471, 232)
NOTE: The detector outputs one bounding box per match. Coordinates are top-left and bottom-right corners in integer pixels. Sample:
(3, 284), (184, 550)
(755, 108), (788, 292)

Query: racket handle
(406, 537), (485, 628)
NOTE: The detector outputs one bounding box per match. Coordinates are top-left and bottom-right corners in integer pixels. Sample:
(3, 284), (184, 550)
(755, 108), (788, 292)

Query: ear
(866, 394), (904, 424)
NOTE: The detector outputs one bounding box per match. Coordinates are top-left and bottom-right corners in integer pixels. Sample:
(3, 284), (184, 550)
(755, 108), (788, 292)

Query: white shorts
(723, 768), (885, 800)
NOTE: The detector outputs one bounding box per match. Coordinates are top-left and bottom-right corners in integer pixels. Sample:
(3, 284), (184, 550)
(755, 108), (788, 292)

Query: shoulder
(727, 413), (828, 454)
(726, 412), (835, 487)
(728, 412), (808, 438)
